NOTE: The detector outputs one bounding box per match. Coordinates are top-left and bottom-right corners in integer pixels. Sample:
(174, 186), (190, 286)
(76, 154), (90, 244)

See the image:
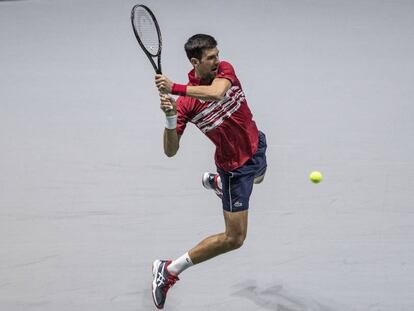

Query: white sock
(167, 252), (193, 275)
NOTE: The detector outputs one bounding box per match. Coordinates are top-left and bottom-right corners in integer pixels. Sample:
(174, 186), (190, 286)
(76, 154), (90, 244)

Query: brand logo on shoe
(156, 272), (165, 286)
(234, 201), (243, 207)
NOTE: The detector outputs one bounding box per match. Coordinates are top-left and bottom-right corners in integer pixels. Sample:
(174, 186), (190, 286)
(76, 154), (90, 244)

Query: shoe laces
(162, 274), (179, 294)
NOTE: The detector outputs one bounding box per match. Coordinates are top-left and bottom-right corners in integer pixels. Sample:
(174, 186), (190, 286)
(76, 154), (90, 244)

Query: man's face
(193, 47), (220, 81)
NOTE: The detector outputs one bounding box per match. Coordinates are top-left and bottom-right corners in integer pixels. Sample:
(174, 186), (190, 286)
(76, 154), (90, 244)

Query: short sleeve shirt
(176, 61), (259, 172)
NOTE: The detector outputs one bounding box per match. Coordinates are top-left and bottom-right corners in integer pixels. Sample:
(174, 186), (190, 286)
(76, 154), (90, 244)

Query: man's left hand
(155, 74), (173, 94)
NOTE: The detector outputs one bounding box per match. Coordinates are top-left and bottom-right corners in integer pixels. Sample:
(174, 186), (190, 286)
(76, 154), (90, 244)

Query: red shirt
(176, 61), (259, 172)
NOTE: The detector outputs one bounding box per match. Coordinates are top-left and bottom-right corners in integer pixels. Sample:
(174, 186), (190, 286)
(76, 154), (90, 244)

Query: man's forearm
(164, 128), (179, 157)
(186, 85), (224, 101)
(172, 78), (231, 101)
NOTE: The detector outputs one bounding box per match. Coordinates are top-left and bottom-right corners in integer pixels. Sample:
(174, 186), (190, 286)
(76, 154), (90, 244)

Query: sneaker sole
(151, 260), (163, 309)
(202, 172), (212, 190)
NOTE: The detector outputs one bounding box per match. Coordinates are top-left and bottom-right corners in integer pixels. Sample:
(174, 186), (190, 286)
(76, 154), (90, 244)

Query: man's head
(185, 34), (220, 81)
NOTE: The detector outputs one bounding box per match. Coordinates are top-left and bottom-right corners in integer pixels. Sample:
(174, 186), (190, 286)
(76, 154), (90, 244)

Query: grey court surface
(1, 1), (414, 310)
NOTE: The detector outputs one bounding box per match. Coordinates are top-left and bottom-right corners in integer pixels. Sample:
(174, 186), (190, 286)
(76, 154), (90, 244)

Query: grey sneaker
(202, 172), (223, 199)
(151, 260), (179, 309)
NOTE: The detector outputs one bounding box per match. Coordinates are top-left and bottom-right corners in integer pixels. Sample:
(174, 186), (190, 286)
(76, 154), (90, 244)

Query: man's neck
(194, 68), (202, 80)
(194, 69), (213, 85)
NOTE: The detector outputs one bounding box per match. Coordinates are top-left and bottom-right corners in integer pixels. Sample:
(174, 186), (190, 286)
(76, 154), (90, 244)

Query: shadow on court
(232, 280), (346, 311)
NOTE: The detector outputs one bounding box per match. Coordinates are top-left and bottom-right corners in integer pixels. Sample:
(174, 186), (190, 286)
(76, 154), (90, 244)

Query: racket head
(131, 4), (162, 73)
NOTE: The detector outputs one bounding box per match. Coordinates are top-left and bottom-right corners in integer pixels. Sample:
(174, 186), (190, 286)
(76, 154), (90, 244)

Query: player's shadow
(232, 280), (344, 311)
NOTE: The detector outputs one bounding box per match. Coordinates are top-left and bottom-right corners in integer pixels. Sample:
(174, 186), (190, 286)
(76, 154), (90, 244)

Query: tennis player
(152, 34), (267, 309)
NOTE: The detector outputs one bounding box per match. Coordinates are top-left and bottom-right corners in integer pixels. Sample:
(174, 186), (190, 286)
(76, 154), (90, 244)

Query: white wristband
(165, 115), (177, 129)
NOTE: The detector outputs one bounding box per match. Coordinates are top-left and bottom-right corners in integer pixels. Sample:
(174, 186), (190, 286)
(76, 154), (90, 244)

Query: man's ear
(190, 57), (200, 67)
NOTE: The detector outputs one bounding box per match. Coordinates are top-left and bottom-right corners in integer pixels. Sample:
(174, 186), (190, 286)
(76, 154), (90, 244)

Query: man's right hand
(160, 93), (176, 116)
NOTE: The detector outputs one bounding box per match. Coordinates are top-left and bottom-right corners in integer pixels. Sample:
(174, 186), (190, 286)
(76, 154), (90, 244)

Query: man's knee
(224, 234), (245, 250)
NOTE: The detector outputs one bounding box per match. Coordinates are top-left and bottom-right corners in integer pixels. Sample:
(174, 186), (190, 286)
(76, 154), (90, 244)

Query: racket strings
(133, 7), (160, 56)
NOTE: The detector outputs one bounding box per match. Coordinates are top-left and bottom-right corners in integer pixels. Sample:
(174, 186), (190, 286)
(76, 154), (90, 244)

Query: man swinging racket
(152, 34), (267, 309)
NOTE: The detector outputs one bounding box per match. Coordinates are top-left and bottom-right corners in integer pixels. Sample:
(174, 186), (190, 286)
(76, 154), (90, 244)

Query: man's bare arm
(160, 93), (181, 157)
(163, 129), (181, 157)
(155, 75), (231, 101)
(186, 78), (231, 101)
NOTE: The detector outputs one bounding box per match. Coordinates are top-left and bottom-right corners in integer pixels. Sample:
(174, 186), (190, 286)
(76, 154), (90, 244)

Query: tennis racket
(131, 4), (162, 74)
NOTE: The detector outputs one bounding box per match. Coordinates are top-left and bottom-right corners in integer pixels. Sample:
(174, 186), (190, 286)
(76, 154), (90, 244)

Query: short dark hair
(184, 34), (217, 60)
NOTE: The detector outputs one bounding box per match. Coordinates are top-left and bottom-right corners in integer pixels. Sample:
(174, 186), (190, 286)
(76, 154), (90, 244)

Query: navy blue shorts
(217, 131), (267, 212)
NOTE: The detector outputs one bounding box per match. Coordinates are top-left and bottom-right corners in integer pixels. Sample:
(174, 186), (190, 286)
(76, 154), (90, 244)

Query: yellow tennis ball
(310, 171), (323, 183)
